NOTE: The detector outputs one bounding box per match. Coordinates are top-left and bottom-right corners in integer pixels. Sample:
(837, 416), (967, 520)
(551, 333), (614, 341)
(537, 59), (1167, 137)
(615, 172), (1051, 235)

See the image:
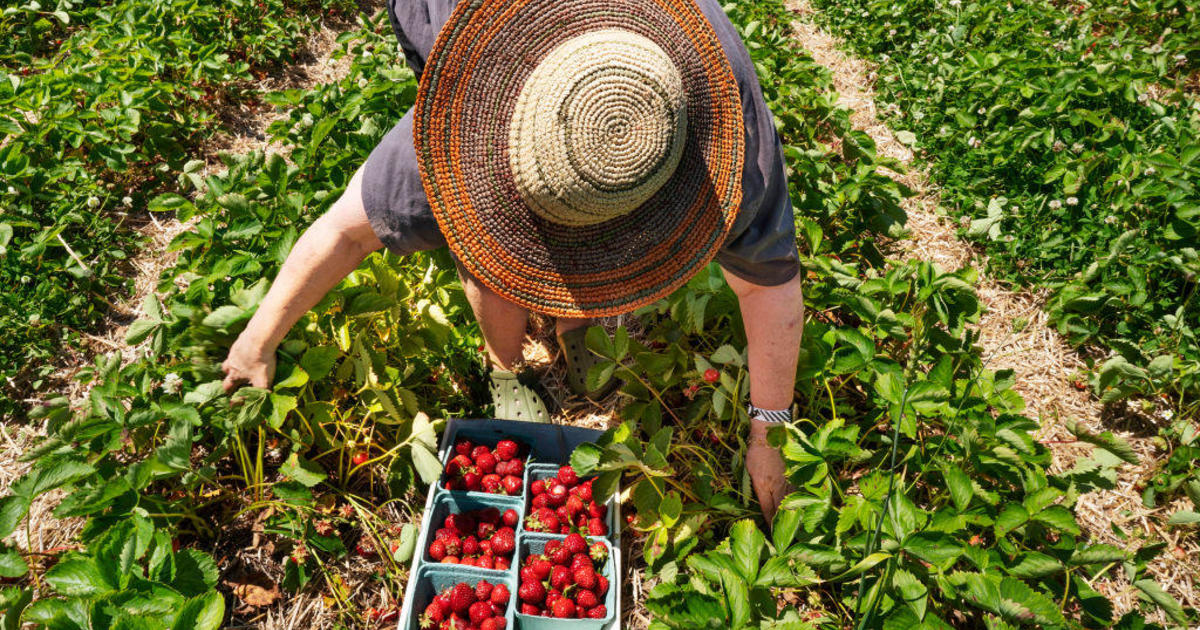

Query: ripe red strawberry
(589, 542), (608, 565)
(462, 536), (480, 557)
(469, 601), (492, 625)
(490, 583), (510, 606)
(552, 598), (576, 618)
(530, 555), (552, 579)
(481, 507), (500, 524)
(429, 539), (447, 561)
(588, 502), (607, 519)
(475, 580), (494, 603)
(475, 452), (497, 474)
(450, 454), (473, 473)
(445, 513), (471, 533)
(703, 368), (719, 383)
(531, 493), (549, 509)
(520, 603), (540, 615)
(351, 451), (369, 466)
(502, 508), (519, 527)
(550, 565), (572, 590)
(575, 588), (599, 609)
(455, 440), (474, 456)
(494, 439), (519, 461)
(422, 602), (445, 626)
(464, 472), (482, 491)
(549, 542), (571, 565)
(494, 459), (511, 476)
(443, 555), (459, 564)
(588, 517), (607, 536)
(595, 575), (609, 596)
(587, 605), (608, 618)
(530, 479), (545, 495)
(477, 521), (496, 540)
(564, 495), (584, 517)
(491, 528), (515, 555)
(573, 566), (597, 590)
(518, 580), (546, 604)
(481, 474), (502, 493)
(501, 475), (522, 495)
(520, 565), (540, 583)
(355, 538), (376, 558)
(435, 591), (452, 612)
(546, 482), (568, 506)
(480, 618), (501, 630)
(507, 460), (524, 476)
(545, 590), (562, 609)
(575, 481), (593, 503)
(564, 533), (588, 555)
(470, 445), (490, 460)
(494, 557), (510, 570)
(442, 536), (461, 557)
(557, 465), (579, 486)
(571, 553), (593, 571)
(450, 583), (475, 614)
(477, 554), (495, 570)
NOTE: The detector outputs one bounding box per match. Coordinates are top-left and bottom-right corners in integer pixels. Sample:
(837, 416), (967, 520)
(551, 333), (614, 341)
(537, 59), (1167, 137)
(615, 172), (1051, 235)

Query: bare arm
(222, 167), (383, 391)
(724, 269), (804, 522)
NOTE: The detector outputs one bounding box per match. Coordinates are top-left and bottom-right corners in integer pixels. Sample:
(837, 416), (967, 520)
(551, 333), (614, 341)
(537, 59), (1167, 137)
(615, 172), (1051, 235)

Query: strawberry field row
(806, 0), (1200, 507)
(0, 1), (1190, 628)
(0, 0), (356, 417)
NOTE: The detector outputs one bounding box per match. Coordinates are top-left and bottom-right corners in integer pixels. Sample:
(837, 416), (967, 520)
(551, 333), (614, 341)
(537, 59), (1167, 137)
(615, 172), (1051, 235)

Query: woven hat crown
(509, 29), (688, 227)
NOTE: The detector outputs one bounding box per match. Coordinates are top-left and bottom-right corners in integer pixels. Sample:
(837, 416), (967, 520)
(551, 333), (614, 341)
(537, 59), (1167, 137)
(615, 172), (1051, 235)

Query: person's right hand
(222, 335), (277, 392)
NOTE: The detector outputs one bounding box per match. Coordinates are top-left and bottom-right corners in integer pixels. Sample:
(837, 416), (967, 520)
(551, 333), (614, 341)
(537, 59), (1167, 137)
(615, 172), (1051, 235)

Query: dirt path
(784, 0), (1196, 618)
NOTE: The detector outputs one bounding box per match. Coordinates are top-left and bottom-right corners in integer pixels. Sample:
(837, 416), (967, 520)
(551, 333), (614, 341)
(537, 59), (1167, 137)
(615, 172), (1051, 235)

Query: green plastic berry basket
(521, 464), (620, 541)
(437, 422), (537, 501)
(420, 492), (524, 575)
(513, 533), (619, 629)
(400, 563), (517, 630)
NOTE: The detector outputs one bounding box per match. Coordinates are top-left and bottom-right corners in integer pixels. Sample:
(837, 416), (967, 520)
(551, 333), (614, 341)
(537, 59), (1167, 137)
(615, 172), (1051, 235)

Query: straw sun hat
(413, 0), (745, 317)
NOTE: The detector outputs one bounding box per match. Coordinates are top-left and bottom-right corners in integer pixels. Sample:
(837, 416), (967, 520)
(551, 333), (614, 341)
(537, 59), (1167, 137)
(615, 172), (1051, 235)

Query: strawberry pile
(427, 507), (518, 570)
(443, 438), (525, 495)
(421, 580), (509, 630)
(517, 533), (610, 619)
(524, 466), (609, 536)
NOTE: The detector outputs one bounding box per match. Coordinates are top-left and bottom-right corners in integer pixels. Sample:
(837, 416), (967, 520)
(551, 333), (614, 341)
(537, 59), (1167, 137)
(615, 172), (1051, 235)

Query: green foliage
(0, 0), (356, 417)
(806, 0), (1200, 414)
(0, 0), (1192, 627)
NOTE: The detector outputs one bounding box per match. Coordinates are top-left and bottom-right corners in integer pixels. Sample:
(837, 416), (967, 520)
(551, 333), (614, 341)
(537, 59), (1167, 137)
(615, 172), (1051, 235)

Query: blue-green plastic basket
(513, 533), (618, 629)
(420, 492), (524, 574)
(521, 464), (620, 540)
(399, 564), (517, 630)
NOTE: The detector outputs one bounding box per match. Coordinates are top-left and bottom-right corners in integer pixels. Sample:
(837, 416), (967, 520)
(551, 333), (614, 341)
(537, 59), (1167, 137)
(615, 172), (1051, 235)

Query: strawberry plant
(0, 0), (1192, 627)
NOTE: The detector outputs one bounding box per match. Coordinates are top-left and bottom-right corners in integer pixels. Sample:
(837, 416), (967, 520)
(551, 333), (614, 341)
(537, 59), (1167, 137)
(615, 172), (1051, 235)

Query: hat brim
(413, 0), (744, 317)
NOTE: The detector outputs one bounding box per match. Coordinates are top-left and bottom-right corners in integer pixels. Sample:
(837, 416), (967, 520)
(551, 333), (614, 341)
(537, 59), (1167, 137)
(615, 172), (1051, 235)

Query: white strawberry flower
(1066, 196), (1078, 206)
(122, 196), (132, 206)
(967, 136), (981, 148)
(86, 196), (100, 208)
(162, 373), (184, 395)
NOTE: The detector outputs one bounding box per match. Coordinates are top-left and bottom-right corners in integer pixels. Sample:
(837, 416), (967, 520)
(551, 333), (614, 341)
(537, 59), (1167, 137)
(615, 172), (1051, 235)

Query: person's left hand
(747, 418), (793, 525)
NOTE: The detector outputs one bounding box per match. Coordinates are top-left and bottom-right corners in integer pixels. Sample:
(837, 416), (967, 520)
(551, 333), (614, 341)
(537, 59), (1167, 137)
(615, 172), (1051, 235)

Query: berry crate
(400, 419), (622, 630)
(400, 564), (517, 630)
(514, 533), (619, 628)
(521, 463), (620, 540)
(420, 492), (524, 573)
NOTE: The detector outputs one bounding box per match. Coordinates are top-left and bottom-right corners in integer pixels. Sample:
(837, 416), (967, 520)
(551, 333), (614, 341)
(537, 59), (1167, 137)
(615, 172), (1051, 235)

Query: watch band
(748, 404), (791, 424)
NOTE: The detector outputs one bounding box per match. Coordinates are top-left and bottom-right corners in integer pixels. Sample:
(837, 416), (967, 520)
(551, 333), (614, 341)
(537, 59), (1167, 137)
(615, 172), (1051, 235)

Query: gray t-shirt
(362, 0), (800, 287)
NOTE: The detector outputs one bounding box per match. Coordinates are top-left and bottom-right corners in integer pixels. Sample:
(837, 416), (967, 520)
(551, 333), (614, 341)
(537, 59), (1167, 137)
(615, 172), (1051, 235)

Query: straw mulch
(784, 0), (1197, 620)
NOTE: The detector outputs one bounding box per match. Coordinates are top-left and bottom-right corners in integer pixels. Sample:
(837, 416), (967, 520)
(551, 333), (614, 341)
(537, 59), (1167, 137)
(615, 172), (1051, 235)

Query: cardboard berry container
(400, 419), (622, 630)
(399, 564), (518, 630)
(520, 463), (620, 541)
(512, 533), (619, 629)
(420, 492), (524, 574)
